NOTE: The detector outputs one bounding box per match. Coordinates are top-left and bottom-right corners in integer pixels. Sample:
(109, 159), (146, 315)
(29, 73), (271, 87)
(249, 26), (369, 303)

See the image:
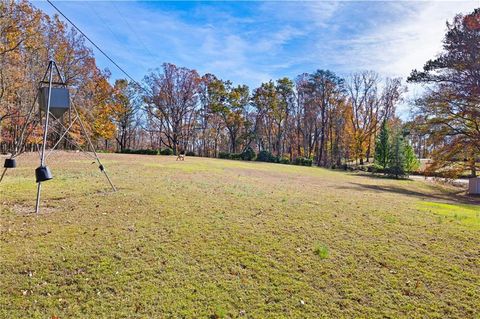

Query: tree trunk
(366, 137), (371, 163)
(470, 155), (477, 177)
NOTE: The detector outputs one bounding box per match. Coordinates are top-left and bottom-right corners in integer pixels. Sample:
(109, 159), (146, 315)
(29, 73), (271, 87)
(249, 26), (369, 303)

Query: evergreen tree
(388, 131), (406, 178)
(404, 142), (420, 174)
(374, 121), (390, 171)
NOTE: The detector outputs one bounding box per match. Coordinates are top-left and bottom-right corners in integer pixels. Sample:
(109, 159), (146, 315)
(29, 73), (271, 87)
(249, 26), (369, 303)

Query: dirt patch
(8, 203), (58, 215)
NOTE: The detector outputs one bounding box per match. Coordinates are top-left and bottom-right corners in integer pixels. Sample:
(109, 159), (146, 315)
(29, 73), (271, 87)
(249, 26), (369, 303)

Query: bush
(218, 151), (231, 159)
(256, 150), (276, 163)
(279, 157), (290, 164)
(186, 151), (195, 156)
(230, 153), (243, 160)
(121, 149), (159, 155)
(160, 148), (174, 155)
(241, 147), (256, 161)
(294, 157), (313, 166)
(146, 149), (159, 155)
(368, 165), (379, 173)
(303, 158), (313, 166)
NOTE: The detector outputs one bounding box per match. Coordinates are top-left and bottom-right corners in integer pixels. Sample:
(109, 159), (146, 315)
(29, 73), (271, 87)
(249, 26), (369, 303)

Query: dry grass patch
(1, 152), (479, 318)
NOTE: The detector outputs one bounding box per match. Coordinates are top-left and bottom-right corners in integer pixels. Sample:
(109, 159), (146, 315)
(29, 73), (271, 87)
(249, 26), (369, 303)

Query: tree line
(140, 66), (404, 168)
(1, 1), (478, 177)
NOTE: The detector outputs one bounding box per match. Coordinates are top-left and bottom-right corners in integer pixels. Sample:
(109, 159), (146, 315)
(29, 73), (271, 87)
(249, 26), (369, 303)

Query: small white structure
(468, 177), (480, 194)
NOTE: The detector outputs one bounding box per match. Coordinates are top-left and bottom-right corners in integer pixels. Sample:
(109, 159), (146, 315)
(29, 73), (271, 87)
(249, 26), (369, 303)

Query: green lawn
(1, 152), (479, 318)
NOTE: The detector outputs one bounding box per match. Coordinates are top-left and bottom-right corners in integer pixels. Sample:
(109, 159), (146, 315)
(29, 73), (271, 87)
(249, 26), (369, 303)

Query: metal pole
(72, 104), (116, 192)
(13, 90), (40, 157)
(46, 116), (78, 159)
(35, 61), (54, 214)
(0, 168), (7, 184)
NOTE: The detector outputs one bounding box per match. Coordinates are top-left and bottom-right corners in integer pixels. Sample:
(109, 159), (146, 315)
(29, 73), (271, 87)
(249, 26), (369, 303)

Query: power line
(112, 2), (158, 64)
(46, 0), (149, 93)
(88, 5), (125, 47)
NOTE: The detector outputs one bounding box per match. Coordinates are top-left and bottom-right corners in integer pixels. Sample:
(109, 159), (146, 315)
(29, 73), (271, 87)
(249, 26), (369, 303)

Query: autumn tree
(208, 79), (249, 154)
(0, 0), (111, 155)
(252, 80), (277, 153)
(274, 78), (295, 157)
(346, 71), (403, 165)
(198, 73), (224, 157)
(306, 70), (344, 166)
(108, 79), (141, 152)
(91, 73), (115, 149)
(143, 63), (201, 154)
(0, 1), (44, 152)
(408, 9), (480, 177)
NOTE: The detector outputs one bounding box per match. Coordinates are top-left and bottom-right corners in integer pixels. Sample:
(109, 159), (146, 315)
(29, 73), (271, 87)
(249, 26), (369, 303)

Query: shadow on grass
(349, 172), (413, 181)
(338, 181), (480, 205)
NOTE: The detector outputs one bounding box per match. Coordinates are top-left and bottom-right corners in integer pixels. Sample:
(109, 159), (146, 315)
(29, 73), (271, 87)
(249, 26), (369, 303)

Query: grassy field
(1, 152), (479, 318)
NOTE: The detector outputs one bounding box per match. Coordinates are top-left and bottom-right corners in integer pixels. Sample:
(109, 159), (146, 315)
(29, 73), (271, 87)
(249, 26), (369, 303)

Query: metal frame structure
(1, 60), (116, 213)
(34, 60), (116, 213)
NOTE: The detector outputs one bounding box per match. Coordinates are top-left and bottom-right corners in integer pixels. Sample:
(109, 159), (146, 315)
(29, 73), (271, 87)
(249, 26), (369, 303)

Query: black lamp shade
(35, 166), (53, 182)
(4, 158), (16, 168)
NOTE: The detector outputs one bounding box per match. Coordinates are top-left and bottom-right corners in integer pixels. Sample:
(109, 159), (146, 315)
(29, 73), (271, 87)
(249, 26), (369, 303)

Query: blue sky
(34, 1), (478, 114)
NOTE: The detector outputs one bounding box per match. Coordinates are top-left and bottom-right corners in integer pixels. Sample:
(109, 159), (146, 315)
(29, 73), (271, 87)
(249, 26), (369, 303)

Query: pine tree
(404, 142), (420, 175)
(374, 121), (390, 171)
(388, 131), (406, 179)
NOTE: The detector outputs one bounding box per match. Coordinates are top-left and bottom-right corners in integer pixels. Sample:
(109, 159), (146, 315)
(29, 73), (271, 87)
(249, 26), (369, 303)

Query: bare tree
(143, 63), (201, 154)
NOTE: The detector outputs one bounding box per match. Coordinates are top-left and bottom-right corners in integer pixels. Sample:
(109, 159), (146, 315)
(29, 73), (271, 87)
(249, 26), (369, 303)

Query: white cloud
(339, 1), (477, 78)
(32, 0), (478, 105)
(259, 1), (341, 28)
(304, 1), (478, 117)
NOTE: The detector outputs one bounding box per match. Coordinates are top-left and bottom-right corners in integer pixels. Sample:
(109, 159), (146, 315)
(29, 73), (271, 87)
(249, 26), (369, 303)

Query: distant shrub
(218, 151), (231, 159)
(294, 157), (313, 166)
(160, 148), (174, 155)
(256, 150), (276, 163)
(145, 149), (159, 155)
(241, 147), (256, 161)
(313, 243), (329, 259)
(230, 153), (243, 160)
(368, 165), (379, 173)
(121, 149), (159, 155)
(279, 157), (290, 164)
(186, 151), (195, 156)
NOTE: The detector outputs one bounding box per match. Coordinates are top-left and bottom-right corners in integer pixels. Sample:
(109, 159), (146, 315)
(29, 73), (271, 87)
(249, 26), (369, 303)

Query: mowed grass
(0, 152), (479, 318)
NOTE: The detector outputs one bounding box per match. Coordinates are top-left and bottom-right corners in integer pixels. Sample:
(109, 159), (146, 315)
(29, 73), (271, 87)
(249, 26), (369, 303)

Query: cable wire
(46, 0), (150, 94)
